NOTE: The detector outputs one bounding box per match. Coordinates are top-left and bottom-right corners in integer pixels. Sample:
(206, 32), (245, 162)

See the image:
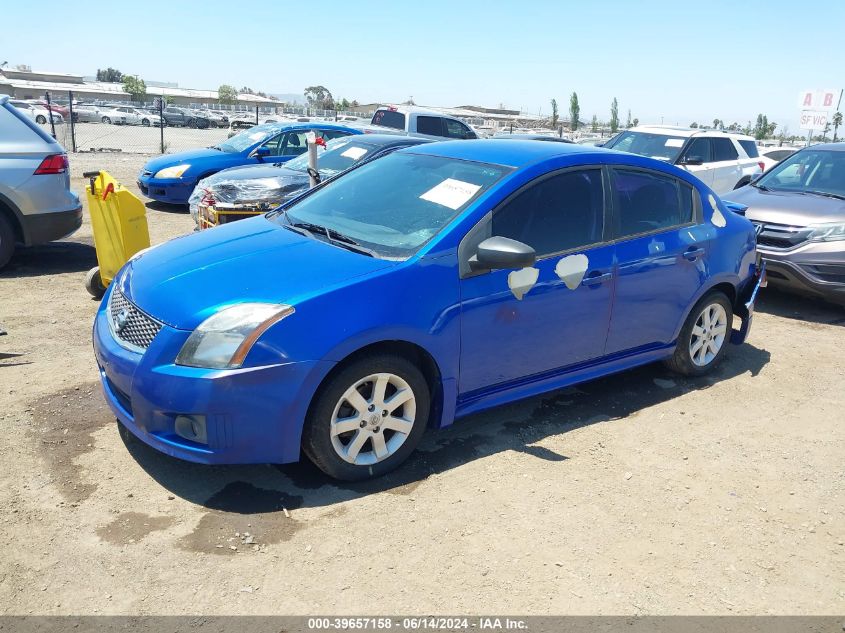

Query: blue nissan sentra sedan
(137, 122), (361, 205)
(94, 140), (764, 481)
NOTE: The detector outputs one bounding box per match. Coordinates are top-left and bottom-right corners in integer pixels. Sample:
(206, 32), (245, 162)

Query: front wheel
(101, 116), (111, 124)
(141, 118), (150, 126)
(665, 291), (733, 376)
(302, 354), (430, 481)
(36, 115), (47, 124)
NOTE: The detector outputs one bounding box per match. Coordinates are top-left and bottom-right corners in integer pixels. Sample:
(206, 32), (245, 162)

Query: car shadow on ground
(756, 287), (844, 326)
(0, 237), (96, 278)
(145, 200), (188, 214)
(119, 342), (771, 514)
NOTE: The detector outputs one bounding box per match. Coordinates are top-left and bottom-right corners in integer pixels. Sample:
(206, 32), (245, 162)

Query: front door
(678, 137), (714, 189)
(604, 166), (709, 354)
(459, 168), (615, 395)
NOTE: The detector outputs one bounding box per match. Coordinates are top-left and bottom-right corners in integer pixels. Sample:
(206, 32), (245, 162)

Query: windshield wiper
(804, 190), (845, 201)
(287, 220), (376, 257)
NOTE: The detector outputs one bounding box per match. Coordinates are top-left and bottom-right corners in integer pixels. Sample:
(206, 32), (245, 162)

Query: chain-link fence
(39, 91), (371, 156)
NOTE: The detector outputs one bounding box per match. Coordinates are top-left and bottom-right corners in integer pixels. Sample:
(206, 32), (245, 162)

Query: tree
(550, 98), (559, 129)
(609, 98), (619, 133)
(626, 109), (632, 128)
(339, 98), (351, 110)
(591, 114), (598, 133)
(713, 118), (724, 130)
(690, 122), (699, 128)
(121, 75), (146, 101)
(833, 111), (843, 142)
(97, 68), (123, 82)
(218, 84), (239, 104)
(632, 117), (639, 127)
(304, 85), (334, 110)
(569, 92), (580, 131)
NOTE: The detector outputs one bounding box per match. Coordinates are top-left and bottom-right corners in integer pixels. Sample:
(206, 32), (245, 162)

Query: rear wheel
(196, 118), (209, 130)
(85, 266), (107, 299)
(101, 116), (111, 124)
(665, 291), (733, 376)
(0, 213), (15, 269)
(302, 354), (430, 481)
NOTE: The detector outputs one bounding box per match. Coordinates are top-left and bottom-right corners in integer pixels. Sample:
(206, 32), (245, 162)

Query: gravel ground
(0, 152), (843, 615)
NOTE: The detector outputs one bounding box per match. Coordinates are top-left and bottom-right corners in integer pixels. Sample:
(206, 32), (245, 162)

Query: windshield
(604, 131), (688, 162)
(757, 149), (845, 197)
(279, 152), (508, 258)
(215, 123), (279, 153)
(285, 137), (379, 177)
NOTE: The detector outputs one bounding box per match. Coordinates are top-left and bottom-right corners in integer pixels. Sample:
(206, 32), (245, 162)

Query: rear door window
(610, 168), (695, 238)
(371, 109), (406, 130)
(712, 138), (739, 161)
(738, 140), (759, 158)
(417, 116), (445, 136)
(444, 119), (474, 139)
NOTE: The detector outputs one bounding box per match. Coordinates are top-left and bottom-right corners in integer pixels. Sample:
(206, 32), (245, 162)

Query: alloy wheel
(330, 373), (416, 466)
(689, 303), (728, 367)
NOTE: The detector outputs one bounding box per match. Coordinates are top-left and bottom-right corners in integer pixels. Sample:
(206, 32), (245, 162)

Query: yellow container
(83, 170), (150, 298)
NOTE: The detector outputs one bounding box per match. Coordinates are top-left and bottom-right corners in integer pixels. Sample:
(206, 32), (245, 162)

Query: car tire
(665, 291), (733, 377)
(35, 115), (46, 124)
(197, 119), (209, 130)
(0, 213), (15, 270)
(85, 266), (107, 299)
(302, 354), (430, 481)
(101, 116), (111, 124)
(141, 118), (150, 127)
(734, 178), (750, 189)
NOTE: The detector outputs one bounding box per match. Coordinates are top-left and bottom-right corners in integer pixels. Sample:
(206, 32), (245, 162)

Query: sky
(3, 0), (844, 133)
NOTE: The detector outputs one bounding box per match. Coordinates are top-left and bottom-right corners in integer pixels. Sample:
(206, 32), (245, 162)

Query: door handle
(581, 271), (613, 286)
(683, 247), (705, 261)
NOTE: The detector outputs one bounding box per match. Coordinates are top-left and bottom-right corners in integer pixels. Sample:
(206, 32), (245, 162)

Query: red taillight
(34, 154), (68, 175)
(757, 161), (765, 173)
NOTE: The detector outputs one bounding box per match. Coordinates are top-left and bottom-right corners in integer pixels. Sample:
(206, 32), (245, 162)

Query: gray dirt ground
(0, 153), (843, 615)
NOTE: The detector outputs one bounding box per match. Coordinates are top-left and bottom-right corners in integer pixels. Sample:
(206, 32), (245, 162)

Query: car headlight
(806, 222), (845, 242)
(175, 303), (294, 369)
(154, 164), (191, 179)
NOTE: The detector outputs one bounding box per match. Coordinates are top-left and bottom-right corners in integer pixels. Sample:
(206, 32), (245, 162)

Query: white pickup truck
(368, 105), (478, 140)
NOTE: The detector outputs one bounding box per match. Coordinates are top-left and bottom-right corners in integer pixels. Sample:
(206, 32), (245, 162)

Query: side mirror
(681, 156), (704, 166)
(254, 146), (271, 159)
(469, 236), (536, 272)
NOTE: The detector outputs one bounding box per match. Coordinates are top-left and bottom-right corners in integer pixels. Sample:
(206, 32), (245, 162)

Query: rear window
(371, 109), (406, 130)
(738, 140), (759, 158)
(603, 131), (688, 162)
(1, 101), (57, 146)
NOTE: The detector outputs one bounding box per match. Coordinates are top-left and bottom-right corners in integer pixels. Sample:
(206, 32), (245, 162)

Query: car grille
(108, 288), (163, 352)
(752, 221), (812, 250)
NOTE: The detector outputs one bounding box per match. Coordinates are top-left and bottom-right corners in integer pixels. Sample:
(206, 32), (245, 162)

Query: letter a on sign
(803, 92), (813, 106)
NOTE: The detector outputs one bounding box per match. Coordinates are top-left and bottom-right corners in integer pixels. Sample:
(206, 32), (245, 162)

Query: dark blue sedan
(95, 140), (764, 480)
(137, 122), (360, 205)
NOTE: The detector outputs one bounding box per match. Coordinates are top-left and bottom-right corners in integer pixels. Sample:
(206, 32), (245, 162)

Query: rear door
(415, 115), (446, 138)
(605, 166), (707, 354)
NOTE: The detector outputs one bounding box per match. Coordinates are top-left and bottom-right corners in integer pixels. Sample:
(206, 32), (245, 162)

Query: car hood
(143, 148), (242, 174)
(727, 186), (845, 225)
(190, 166), (308, 208)
(118, 216), (395, 330)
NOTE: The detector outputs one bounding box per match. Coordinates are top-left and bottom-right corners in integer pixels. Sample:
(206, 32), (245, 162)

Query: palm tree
(833, 112), (843, 142)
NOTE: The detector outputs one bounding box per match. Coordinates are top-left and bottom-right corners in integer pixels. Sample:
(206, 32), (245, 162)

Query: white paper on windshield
(249, 132), (266, 141)
(419, 178), (481, 210)
(665, 138), (684, 147)
(340, 146), (368, 160)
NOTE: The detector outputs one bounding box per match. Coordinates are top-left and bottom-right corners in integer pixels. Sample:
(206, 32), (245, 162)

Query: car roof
(803, 142), (845, 152)
(630, 125), (755, 141)
(353, 133), (432, 148)
(494, 133), (574, 143)
(405, 139), (605, 168)
(374, 104), (456, 118)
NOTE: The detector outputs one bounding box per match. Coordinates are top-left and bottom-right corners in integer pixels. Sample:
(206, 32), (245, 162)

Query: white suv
(604, 126), (764, 194)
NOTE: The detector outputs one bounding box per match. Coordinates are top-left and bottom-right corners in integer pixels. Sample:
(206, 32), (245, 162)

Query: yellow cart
(83, 170), (150, 298)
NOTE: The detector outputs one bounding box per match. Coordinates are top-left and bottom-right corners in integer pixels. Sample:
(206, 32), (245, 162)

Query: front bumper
(137, 174), (195, 205)
(758, 242), (845, 303)
(92, 297), (333, 464)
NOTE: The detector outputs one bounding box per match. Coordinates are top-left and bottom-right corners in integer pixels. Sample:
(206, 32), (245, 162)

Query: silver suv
(0, 95), (82, 269)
